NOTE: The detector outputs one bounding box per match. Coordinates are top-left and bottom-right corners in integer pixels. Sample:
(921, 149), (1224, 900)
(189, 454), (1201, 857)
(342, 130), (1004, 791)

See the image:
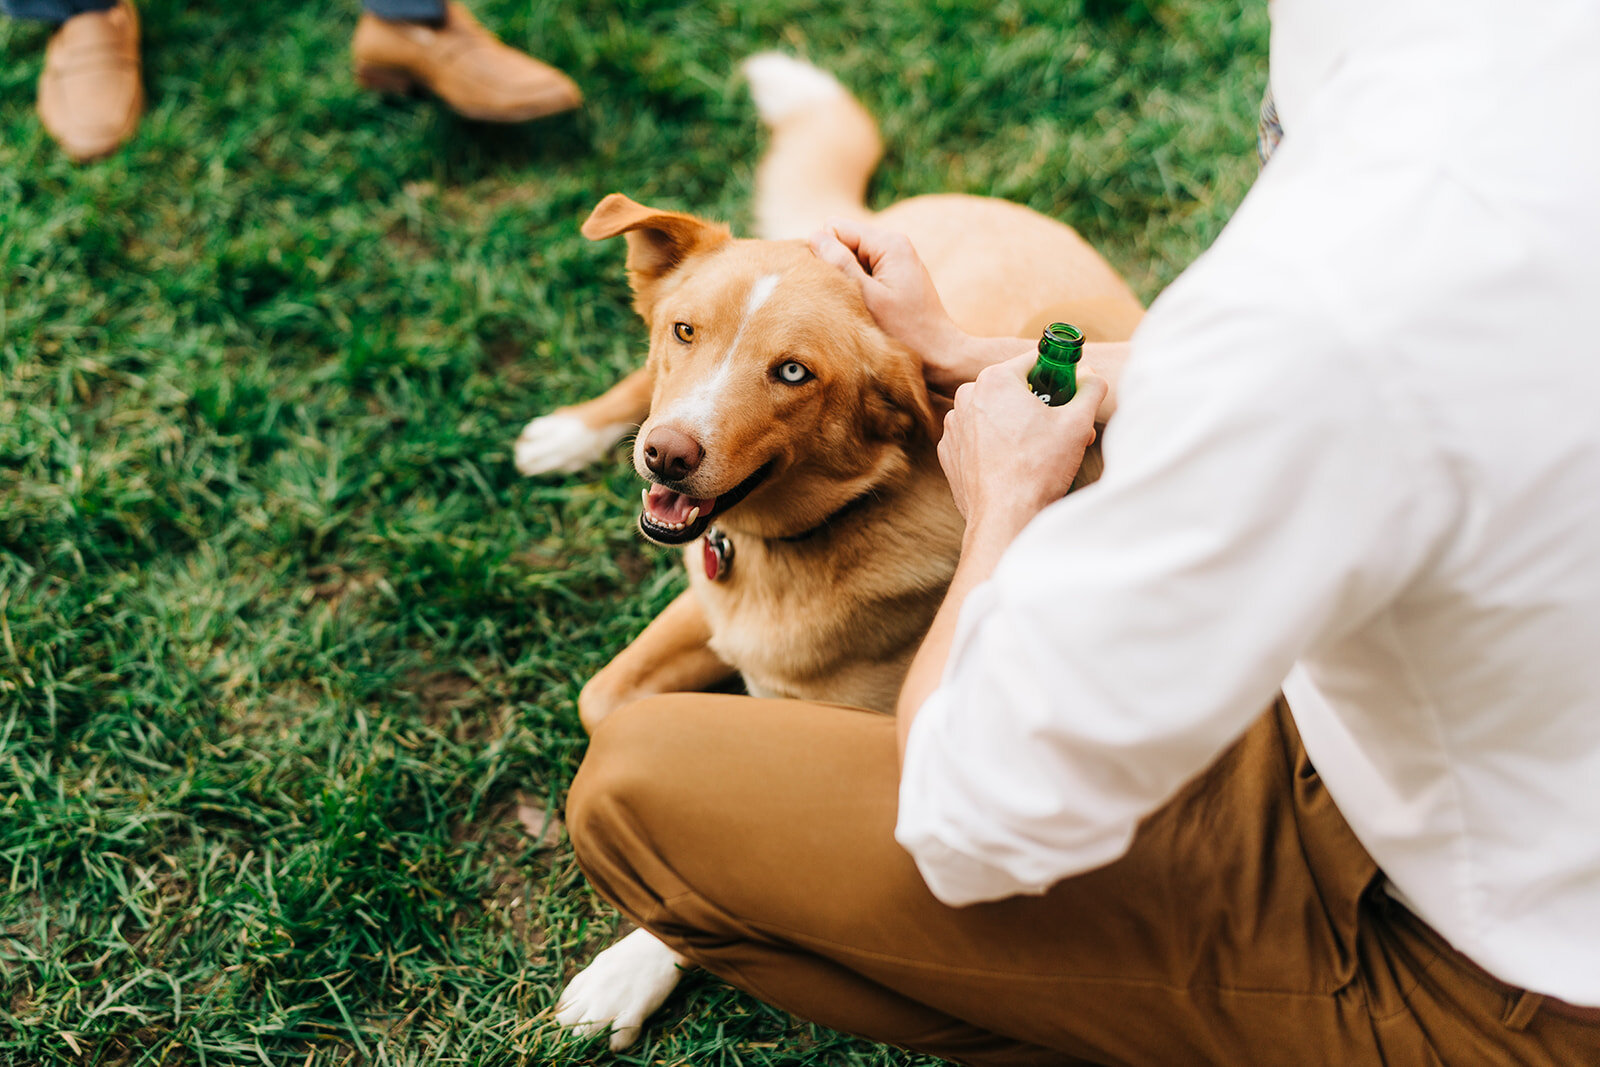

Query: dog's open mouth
(638, 461), (774, 545)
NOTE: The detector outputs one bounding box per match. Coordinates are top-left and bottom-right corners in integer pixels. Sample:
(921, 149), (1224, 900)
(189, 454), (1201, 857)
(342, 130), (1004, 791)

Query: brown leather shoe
(351, 2), (581, 123)
(37, 0), (143, 163)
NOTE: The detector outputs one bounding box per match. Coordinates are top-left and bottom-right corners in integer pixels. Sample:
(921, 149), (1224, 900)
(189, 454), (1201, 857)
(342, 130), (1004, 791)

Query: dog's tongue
(643, 483), (715, 526)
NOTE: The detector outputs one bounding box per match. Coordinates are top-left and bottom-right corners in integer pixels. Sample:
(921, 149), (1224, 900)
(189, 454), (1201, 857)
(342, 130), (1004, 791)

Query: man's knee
(566, 695), (705, 914)
(567, 697), (661, 858)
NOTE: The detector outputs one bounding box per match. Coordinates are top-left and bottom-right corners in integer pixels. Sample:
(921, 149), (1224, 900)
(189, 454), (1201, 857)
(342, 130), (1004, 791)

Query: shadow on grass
(424, 107), (594, 182)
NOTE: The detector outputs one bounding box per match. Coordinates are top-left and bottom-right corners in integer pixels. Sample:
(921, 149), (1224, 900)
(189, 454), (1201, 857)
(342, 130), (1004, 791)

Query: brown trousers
(566, 696), (1600, 1066)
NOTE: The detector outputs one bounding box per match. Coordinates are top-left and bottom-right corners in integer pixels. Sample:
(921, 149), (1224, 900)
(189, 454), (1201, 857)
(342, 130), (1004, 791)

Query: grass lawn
(0, 0), (1268, 1063)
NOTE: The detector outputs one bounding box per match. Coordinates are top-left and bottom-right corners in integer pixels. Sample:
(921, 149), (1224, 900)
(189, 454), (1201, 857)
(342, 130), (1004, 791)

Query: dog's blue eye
(776, 361), (812, 385)
(673, 322), (694, 343)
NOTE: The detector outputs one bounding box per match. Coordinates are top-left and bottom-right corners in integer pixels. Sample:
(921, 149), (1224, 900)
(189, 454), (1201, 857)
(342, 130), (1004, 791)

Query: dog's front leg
(515, 367), (653, 476)
(578, 590), (735, 734)
(554, 928), (692, 1052)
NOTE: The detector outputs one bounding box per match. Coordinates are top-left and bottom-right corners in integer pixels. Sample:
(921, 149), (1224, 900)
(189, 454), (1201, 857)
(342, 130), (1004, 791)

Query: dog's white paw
(514, 413), (631, 477)
(554, 929), (689, 1051)
(742, 52), (847, 125)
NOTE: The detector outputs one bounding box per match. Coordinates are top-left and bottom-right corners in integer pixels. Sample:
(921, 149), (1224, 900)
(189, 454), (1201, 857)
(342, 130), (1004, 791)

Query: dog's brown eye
(672, 322), (694, 343)
(775, 360), (813, 385)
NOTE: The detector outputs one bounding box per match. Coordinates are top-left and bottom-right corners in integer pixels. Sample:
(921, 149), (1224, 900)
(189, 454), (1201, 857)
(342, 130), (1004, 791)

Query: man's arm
(894, 523), (1009, 763)
(812, 208), (1447, 909)
(896, 354), (1108, 762)
(892, 302), (1449, 906)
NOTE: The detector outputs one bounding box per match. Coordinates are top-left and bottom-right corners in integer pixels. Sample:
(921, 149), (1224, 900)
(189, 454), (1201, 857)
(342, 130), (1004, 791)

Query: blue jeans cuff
(1, 0), (115, 24)
(362, 0), (448, 21)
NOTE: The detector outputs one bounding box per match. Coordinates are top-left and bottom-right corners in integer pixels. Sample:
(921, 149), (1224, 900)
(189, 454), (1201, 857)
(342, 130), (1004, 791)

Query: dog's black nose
(643, 426), (704, 482)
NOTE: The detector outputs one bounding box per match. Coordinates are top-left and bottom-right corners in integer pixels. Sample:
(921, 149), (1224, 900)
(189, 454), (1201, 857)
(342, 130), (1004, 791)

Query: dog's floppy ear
(582, 194), (732, 320)
(864, 340), (943, 445)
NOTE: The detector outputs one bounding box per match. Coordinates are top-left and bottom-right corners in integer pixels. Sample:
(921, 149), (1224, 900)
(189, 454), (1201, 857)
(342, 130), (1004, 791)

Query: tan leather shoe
(351, 2), (581, 123)
(37, 0), (143, 163)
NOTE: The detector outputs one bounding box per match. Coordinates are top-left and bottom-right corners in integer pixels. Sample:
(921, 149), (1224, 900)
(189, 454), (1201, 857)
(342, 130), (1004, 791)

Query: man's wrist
(960, 505), (1038, 562)
(919, 321), (982, 393)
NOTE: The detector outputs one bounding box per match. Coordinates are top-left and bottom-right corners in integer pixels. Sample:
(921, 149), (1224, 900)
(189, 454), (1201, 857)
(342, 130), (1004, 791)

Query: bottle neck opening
(1038, 322), (1085, 364)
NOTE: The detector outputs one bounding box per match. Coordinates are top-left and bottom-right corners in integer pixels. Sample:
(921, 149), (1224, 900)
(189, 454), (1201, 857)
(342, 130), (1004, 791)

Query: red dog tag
(703, 528), (732, 582)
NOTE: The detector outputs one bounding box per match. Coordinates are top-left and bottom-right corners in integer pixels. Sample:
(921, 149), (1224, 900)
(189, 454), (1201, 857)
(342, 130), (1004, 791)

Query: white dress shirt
(896, 0), (1600, 1006)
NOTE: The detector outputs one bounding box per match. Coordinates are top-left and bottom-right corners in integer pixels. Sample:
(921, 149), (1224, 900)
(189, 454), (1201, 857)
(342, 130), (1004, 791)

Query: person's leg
(349, 0), (580, 123)
(567, 695), (1390, 1066)
(0, 0), (112, 23)
(1361, 892), (1600, 1066)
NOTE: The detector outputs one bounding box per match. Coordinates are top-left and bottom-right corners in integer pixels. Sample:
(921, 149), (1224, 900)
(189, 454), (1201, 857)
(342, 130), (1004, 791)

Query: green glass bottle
(1027, 322), (1084, 407)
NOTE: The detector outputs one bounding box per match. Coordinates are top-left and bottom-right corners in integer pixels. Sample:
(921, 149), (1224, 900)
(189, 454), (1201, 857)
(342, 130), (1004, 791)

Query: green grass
(0, 0), (1268, 1062)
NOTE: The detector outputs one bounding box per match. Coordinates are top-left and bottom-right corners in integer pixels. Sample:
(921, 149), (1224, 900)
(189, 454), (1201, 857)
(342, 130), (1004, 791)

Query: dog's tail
(743, 53), (881, 240)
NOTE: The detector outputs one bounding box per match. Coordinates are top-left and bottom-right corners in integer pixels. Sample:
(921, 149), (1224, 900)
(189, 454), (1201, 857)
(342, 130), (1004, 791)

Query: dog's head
(583, 194), (941, 545)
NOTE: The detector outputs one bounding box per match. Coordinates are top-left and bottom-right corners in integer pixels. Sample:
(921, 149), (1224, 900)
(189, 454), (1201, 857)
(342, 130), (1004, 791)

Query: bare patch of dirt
(402, 665), (518, 746)
(512, 795), (565, 852)
(614, 549), (654, 586)
(510, 545), (569, 574)
(451, 794), (565, 951)
(301, 565), (386, 611)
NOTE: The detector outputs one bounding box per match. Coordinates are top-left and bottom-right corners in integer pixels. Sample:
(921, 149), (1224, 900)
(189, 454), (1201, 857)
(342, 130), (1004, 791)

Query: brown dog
(527, 52), (1145, 1050)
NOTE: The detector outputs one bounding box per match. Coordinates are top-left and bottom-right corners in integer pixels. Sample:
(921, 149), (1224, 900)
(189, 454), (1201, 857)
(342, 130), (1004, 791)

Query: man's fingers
(997, 349), (1038, 376)
(978, 360), (1107, 421)
(821, 216), (866, 253)
(1072, 372), (1110, 419)
(808, 227), (872, 285)
(1075, 369), (1115, 422)
(935, 424), (966, 516)
(816, 217), (883, 274)
(968, 352), (1038, 400)
(951, 381), (976, 413)
(1056, 373), (1108, 451)
(822, 216), (886, 256)
(821, 216), (914, 276)
(971, 353), (1039, 406)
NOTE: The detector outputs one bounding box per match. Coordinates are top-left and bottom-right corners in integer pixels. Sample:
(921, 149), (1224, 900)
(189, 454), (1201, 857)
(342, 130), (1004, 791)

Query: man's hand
(895, 353), (1106, 759)
(939, 352), (1108, 548)
(809, 218), (979, 393)
(810, 217), (1129, 419)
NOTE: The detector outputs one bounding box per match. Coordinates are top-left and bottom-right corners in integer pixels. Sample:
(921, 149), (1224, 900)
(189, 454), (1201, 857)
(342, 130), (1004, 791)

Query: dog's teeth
(687, 507), (700, 524)
(641, 487), (651, 509)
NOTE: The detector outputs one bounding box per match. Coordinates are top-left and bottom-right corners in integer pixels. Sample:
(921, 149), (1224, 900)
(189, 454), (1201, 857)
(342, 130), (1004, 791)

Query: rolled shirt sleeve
(895, 200), (1458, 905)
